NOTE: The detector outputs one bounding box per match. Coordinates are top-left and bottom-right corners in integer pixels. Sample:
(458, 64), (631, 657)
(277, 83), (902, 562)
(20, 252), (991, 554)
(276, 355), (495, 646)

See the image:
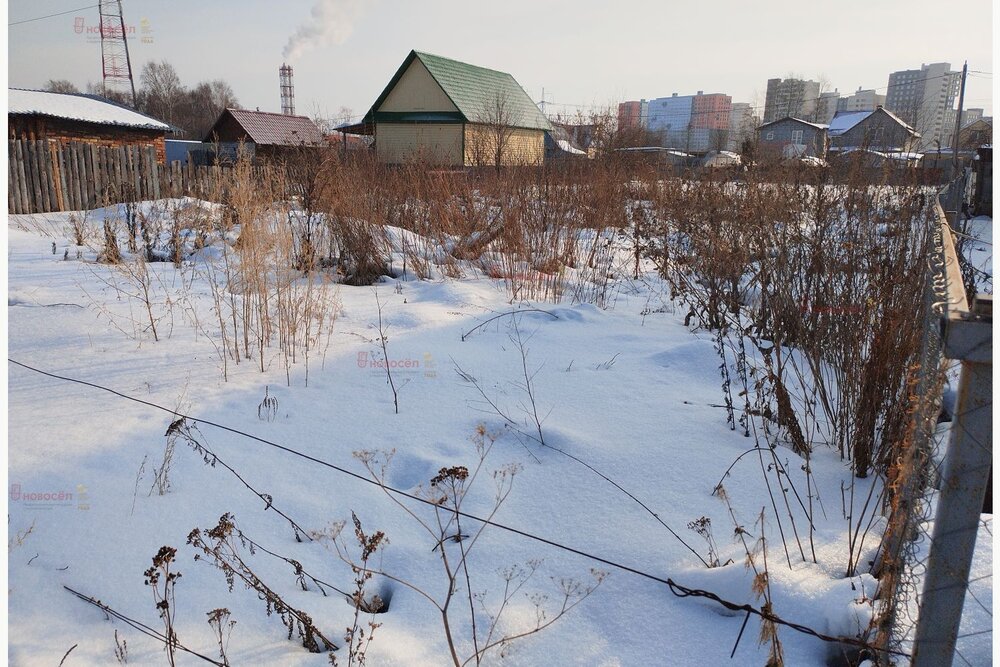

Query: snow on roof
(614, 147), (690, 156)
(828, 108), (919, 138)
(799, 156), (828, 167)
(759, 117), (828, 131)
(833, 148), (920, 162)
(556, 139), (587, 155)
(827, 111), (872, 136)
(8, 88), (170, 131)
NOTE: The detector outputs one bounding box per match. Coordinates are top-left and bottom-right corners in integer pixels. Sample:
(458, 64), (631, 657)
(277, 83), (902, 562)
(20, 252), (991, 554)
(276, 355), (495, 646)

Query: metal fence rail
(871, 179), (992, 666)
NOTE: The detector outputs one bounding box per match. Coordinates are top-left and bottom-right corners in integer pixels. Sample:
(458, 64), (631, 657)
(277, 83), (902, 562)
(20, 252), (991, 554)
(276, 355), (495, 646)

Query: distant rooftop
(827, 111), (873, 136)
(759, 117), (829, 131)
(205, 109), (324, 146)
(828, 108), (918, 137)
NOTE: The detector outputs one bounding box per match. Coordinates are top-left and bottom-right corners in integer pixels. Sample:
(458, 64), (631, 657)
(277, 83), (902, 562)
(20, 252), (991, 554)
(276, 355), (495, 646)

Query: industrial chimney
(279, 64), (295, 115)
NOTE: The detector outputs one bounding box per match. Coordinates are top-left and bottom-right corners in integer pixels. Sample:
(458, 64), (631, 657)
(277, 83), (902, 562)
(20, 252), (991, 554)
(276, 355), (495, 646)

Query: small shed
(757, 117), (828, 159)
(828, 107), (919, 154)
(545, 122), (588, 160)
(702, 150), (742, 168)
(363, 50), (551, 167)
(203, 109), (325, 162)
(613, 147), (692, 169)
(8, 88), (171, 162)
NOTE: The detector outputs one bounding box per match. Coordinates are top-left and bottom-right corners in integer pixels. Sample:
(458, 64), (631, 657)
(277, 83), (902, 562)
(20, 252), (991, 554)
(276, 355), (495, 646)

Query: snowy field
(6, 201), (992, 666)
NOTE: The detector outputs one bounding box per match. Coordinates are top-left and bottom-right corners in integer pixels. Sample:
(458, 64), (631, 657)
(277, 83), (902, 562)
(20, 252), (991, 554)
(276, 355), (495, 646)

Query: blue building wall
(647, 95), (697, 149)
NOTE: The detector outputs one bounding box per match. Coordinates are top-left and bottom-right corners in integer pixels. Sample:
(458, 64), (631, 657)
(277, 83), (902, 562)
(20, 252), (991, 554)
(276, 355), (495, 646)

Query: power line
(8, 3), (101, 27)
(8, 357), (910, 659)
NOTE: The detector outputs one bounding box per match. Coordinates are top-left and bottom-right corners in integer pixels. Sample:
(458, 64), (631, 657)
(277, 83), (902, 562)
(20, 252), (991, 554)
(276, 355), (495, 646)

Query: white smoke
(282, 0), (370, 62)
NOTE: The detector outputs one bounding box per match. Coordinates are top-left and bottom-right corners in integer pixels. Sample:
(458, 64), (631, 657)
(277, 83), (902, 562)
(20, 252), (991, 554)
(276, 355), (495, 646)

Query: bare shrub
(327, 426), (606, 667)
(207, 608), (235, 667)
(188, 514), (338, 654)
(143, 546), (182, 667)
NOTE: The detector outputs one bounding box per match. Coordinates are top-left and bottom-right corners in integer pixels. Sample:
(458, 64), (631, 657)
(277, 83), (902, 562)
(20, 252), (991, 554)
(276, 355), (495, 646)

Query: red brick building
(8, 88), (171, 163)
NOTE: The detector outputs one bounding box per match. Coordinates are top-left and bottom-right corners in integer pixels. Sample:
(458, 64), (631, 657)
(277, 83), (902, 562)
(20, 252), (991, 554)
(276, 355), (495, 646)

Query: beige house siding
(376, 123), (463, 165)
(378, 60), (458, 113)
(463, 124), (544, 166)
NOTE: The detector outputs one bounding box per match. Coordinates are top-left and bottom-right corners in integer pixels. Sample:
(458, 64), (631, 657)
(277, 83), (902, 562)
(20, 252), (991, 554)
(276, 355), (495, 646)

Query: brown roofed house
(203, 108), (324, 162)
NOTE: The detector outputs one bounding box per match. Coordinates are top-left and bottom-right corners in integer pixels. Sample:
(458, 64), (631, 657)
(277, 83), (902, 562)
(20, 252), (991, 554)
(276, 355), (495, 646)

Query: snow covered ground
(5, 201), (992, 666)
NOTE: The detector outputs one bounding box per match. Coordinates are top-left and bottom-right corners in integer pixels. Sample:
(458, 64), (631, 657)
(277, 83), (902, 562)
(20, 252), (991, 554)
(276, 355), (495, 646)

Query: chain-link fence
(871, 179), (993, 666)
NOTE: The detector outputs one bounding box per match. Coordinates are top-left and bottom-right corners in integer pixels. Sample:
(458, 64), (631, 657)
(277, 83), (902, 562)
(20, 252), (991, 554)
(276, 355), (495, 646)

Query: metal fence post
(910, 294), (992, 667)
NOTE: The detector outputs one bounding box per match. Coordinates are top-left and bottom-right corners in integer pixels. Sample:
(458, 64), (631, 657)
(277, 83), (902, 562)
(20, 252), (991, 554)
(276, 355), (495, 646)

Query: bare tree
(44, 79), (81, 94)
(187, 80), (240, 138)
(710, 128), (731, 153)
(472, 88), (524, 170)
(86, 81), (133, 106)
(140, 60), (185, 127)
(282, 142), (333, 271)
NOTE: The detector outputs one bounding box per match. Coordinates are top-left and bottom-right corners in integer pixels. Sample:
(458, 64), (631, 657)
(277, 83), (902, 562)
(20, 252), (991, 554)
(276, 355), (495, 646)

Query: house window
(766, 131), (774, 140)
(791, 129), (803, 144)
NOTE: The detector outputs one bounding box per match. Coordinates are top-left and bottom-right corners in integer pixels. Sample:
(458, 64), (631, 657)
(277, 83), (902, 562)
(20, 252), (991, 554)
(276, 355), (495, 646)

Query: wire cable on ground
(12, 358), (908, 659)
(63, 585), (225, 665)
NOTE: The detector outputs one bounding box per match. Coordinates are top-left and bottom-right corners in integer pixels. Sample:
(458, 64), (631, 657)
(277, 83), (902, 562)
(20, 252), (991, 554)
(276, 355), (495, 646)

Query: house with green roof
(364, 50), (551, 167)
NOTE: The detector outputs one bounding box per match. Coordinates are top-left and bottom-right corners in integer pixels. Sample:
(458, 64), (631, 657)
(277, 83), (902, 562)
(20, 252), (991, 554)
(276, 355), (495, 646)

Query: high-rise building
(763, 78), (821, 123)
(884, 62), (961, 150)
(837, 88), (887, 113)
(727, 102), (759, 152)
(816, 90), (841, 124)
(647, 91), (731, 152)
(617, 100), (648, 130)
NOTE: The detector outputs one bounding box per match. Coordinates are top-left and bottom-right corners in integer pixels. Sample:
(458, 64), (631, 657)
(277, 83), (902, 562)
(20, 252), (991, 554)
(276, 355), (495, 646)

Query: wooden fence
(7, 139), (274, 215)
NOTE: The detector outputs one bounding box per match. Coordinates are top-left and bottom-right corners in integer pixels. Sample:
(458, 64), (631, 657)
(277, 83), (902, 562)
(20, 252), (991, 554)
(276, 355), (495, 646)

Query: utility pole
(951, 61), (968, 176)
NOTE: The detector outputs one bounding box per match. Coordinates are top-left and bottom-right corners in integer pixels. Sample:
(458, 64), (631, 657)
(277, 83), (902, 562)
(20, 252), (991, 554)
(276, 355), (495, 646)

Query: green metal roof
(368, 50), (551, 132)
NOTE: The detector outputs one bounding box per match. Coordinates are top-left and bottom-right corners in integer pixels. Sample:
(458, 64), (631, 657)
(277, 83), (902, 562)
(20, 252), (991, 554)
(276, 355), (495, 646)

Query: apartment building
(884, 62), (961, 150)
(763, 78), (821, 123)
(648, 91), (731, 152)
(727, 102), (759, 152)
(837, 88), (887, 113)
(816, 90), (841, 124)
(617, 100), (648, 130)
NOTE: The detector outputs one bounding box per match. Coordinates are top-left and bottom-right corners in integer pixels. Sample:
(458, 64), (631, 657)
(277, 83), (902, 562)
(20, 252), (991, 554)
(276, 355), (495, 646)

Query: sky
(6, 0), (996, 125)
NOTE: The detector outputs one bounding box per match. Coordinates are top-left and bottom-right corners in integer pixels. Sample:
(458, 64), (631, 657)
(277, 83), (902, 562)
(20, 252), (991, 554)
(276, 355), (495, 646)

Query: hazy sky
(7, 0), (995, 123)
